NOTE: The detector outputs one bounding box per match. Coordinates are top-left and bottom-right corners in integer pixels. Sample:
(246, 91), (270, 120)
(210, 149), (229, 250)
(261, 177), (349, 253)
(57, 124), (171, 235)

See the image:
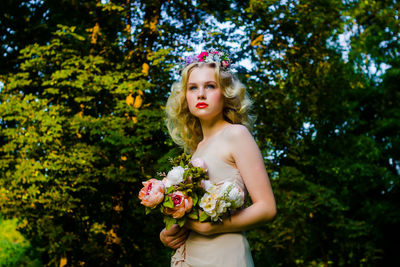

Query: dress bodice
(192, 126), (246, 194)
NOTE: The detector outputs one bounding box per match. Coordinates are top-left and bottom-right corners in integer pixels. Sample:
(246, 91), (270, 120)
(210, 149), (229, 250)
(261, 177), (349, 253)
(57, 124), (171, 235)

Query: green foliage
(229, 0), (400, 265)
(0, 20), (171, 265)
(0, 215), (42, 266)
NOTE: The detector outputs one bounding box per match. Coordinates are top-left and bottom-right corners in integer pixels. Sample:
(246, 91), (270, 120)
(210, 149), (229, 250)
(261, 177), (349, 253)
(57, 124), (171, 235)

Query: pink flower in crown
(210, 50), (219, 55)
(191, 158), (207, 170)
(163, 191), (193, 219)
(221, 60), (230, 68)
(138, 179), (165, 208)
(197, 51), (209, 61)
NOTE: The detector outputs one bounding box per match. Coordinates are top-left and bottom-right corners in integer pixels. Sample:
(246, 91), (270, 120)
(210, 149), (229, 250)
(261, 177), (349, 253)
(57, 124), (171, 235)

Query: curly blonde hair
(165, 62), (254, 153)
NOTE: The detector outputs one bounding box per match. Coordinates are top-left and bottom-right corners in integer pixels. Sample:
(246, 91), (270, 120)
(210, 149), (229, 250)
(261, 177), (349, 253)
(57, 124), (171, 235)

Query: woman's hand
(160, 224), (189, 250)
(185, 220), (217, 236)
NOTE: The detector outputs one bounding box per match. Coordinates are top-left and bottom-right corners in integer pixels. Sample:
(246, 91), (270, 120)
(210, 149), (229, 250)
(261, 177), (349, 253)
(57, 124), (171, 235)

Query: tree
(0, 23), (170, 265)
(0, 0), (174, 264)
(225, 0), (400, 265)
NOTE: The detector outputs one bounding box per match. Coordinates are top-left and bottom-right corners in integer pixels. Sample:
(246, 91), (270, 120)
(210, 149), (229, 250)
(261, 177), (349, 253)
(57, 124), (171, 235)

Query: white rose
(228, 186), (244, 208)
(200, 194), (217, 218)
(217, 200), (230, 215)
(201, 179), (212, 191)
(219, 182), (235, 199)
(164, 166), (185, 187)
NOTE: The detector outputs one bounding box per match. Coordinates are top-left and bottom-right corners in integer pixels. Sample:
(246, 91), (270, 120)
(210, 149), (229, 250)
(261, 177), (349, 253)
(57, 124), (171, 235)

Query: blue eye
(189, 86), (197, 90)
(206, 84), (215, 89)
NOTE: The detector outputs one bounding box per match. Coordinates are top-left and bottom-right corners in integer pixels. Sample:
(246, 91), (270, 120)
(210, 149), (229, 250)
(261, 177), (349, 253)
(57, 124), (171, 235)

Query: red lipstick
(196, 102), (208, 109)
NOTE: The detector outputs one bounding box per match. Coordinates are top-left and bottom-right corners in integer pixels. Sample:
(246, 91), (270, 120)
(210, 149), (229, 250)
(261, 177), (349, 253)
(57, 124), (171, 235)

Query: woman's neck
(200, 117), (231, 140)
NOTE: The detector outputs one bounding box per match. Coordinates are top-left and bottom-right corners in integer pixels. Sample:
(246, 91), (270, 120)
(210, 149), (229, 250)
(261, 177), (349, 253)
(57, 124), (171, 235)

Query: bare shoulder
(222, 124), (261, 164)
(223, 124), (253, 142)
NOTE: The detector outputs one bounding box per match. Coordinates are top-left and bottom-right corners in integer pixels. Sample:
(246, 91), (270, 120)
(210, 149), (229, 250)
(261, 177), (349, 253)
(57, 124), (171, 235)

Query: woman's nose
(197, 87), (206, 99)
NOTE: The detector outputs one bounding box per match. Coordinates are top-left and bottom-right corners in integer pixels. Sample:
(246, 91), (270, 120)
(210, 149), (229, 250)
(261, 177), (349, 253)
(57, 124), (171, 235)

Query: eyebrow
(187, 81), (217, 85)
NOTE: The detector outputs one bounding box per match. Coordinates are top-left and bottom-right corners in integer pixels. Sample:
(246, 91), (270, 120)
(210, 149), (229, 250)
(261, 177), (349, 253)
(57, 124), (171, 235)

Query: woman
(160, 50), (276, 267)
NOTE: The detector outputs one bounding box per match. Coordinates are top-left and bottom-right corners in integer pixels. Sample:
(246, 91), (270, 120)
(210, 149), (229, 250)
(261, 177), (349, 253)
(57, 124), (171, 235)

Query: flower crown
(182, 49), (232, 71)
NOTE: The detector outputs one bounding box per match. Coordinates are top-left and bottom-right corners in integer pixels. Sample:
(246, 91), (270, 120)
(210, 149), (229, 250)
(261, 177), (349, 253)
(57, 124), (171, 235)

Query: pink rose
(191, 158), (207, 170)
(138, 179), (165, 208)
(221, 60), (229, 68)
(197, 51), (209, 61)
(163, 191), (193, 219)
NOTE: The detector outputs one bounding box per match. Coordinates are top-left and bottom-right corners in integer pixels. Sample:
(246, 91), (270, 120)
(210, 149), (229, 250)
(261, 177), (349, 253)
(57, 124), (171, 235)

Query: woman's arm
(186, 125), (276, 235)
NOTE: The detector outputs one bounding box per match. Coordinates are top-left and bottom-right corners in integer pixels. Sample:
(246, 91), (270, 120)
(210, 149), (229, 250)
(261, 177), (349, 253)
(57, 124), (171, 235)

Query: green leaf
(187, 210), (198, 220)
(145, 207), (151, 215)
(177, 218), (185, 227)
(166, 186), (174, 194)
(163, 196), (174, 208)
(192, 193), (199, 207)
(164, 216), (177, 231)
(199, 211), (209, 222)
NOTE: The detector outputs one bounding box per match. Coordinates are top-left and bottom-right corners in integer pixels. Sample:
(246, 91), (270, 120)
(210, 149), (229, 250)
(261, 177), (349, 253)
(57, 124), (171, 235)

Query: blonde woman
(160, 50), (276, 267)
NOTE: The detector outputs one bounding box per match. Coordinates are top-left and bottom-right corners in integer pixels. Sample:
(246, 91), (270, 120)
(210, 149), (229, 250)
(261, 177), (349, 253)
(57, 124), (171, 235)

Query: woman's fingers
(160, 225), (190, 249)
(171, 240), (186, 250)
(164, 224), (180, 235)
(168, 231), (189, 249)
(175, 226), (189, 237)
(167, 228), (189, 247)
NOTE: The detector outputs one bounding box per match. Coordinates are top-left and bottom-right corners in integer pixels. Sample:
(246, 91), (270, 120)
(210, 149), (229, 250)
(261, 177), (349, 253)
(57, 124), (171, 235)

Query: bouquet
(138, 153), (245, 230)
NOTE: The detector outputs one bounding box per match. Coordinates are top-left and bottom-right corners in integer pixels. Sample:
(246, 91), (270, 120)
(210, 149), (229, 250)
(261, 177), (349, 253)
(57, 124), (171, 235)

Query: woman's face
(186, 66), (224, 122)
